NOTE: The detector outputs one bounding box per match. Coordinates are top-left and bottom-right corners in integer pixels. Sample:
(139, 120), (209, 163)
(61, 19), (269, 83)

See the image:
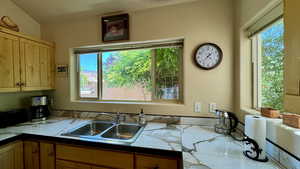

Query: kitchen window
(251, 19), (284, 110)
(75, 39), (183, 103)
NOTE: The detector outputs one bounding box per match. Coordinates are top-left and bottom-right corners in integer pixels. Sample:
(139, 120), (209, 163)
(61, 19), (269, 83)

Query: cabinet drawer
(56, 144), (134, 169)
(56, 160), (91, 169)
(135, 154), (178, 169)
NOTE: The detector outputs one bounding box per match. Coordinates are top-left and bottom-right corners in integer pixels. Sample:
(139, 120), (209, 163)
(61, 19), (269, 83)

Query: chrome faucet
(115, 112), (126, 124)
(138, 109), (146, 126)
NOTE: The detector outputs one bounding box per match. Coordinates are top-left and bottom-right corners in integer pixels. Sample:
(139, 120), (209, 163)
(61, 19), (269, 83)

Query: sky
(80, 52), (112, 71)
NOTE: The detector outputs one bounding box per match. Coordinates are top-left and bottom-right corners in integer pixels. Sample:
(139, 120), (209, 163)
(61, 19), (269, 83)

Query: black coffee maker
(30, 95), (50, 121)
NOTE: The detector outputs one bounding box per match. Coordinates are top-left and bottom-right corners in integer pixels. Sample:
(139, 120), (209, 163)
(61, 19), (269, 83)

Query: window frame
(75, 43), (183, 104)
(251, 18), (284, 110)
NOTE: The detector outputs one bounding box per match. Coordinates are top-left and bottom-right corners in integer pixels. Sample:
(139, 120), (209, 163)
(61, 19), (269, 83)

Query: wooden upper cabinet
(0, 27), (55, 93)
(0, 141), (24, 169)
(20, 38), (55, 91)
(0, 32), (21, 92)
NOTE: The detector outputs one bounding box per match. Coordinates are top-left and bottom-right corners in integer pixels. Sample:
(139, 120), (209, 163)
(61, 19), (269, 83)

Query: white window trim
(251, 35), (262, 110)
(74, 41), (184, 104)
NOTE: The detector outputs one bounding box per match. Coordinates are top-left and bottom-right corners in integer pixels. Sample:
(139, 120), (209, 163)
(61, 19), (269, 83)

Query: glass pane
(102, 49), (152, 101)
(155, 47), (181, 100)
(79, 53), (98, 98)
(260, 19), (284, 110)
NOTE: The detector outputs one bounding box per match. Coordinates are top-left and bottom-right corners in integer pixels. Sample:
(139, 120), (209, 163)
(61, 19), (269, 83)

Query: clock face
(194, 43), (223, 70)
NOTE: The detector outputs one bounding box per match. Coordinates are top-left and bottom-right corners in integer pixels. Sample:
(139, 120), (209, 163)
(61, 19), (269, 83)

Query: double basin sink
(61, 121), (144, 144)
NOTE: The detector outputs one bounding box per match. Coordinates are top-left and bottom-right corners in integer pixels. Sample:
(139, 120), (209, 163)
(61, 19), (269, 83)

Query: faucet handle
(138, 109), (146, 125)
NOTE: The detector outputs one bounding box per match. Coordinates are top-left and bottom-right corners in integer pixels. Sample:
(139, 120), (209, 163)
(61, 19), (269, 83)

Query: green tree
(103, 49), (152, 90)
(103, 48), (180, 98)
(261, 20), (284, 110)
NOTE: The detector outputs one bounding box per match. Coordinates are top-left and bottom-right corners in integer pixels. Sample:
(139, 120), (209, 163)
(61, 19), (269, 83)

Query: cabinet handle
(146, 165), (159, 169)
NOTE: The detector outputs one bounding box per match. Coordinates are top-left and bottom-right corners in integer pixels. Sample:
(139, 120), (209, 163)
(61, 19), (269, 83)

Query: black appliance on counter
(30, 95), (50, 121)
(0, 109), (31, 128)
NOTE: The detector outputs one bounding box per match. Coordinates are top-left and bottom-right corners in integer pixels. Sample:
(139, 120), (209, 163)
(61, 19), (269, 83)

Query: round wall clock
(194, 43), (223, 70)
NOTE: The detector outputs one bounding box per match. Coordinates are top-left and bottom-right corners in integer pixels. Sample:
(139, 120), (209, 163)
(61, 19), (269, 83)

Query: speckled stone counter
(0, 114), (283, 169)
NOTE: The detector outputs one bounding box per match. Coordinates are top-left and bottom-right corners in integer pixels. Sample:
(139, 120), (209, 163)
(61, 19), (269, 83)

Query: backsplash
(0, 91), (45, 111)
(52, 109), (218, 126)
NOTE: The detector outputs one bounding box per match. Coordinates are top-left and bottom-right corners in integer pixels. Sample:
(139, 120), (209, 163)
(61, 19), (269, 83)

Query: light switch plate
(194, 102), (201, 113)
(209, 103), (217, 113)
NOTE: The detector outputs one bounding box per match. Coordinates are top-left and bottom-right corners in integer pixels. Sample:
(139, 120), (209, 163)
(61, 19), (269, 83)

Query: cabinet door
(20, 39), (41, 90)
(40, 142), (55, 169)
(39, 45), (55, 89)
(0, 32), (21, 92)
(0, 141), (24, 169)
(56, 160), (91, 169)
(24, 141), (40, 169)
(20, 39), (55, 91)
(135, 154), (178, 169)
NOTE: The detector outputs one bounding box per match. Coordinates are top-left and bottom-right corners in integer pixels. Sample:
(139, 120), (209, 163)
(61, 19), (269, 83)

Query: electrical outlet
(209, 103), (217, 113)
(194, 102), (201, 113)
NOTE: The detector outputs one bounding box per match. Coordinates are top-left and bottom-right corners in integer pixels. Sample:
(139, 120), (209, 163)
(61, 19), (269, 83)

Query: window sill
(241, 107), (261, 116)
(71, 100), (185, 106)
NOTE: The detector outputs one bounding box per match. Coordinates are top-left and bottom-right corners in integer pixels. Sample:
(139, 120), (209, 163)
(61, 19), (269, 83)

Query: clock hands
(206, 53), (212, 59)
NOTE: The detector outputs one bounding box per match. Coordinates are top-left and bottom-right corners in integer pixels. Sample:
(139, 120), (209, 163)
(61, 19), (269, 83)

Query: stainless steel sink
(62, 121), (114, 137)
(61, 121), (144, 144)
(101, 124), (143, 141)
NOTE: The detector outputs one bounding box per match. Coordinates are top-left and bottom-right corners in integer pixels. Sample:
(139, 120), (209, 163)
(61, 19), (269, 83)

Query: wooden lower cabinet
(0, 141), (23, 169)
(24, 141), (55, 169)
(24, 141), (40, 169)
(40, 142), (55, 169)
(56, 160), (91, 169)
(135, 154), (179, 169)
(21, 141), (180, 169)
(56, 144), (134, 169)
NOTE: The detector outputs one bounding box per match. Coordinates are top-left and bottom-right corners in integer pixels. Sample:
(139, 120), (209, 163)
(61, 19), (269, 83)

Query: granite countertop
(0, 116), (282, 169)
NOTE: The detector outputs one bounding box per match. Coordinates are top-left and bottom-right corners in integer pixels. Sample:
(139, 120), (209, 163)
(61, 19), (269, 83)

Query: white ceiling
(12, 0), (198, 23)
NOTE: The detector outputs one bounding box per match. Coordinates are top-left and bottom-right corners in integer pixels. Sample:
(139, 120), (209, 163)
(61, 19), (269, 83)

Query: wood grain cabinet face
(135, 154), (179, 169)
(0, 32), (21, 92)
(56, 160), (91, 169)
(40, 142), (55, 169)
(20, 39), (55, 91)
(0, 141), (24, 169)
(56, 144), (134, 169)
(0, 30), (55, 93)
(24, 141), (40, 169)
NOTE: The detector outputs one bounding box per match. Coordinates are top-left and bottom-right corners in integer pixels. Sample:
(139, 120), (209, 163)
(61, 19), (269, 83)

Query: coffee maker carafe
(214, 109), (238, 135)
(30, 95), (50, 121)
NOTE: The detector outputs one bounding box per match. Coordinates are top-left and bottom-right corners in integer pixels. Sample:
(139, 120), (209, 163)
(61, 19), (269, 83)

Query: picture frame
(101, 14), (129, 42)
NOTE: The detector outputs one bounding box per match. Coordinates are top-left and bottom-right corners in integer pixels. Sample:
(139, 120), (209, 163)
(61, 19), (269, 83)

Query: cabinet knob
(16, 82), (20, 86)
(20, 82), (25, 86)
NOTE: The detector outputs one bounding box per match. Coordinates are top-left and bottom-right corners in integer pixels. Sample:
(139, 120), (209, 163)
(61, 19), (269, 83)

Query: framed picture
(102, 14), (129, 42)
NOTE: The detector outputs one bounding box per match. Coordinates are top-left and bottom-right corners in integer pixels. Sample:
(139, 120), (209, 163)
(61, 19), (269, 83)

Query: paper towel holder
(243, 136), (269, 162)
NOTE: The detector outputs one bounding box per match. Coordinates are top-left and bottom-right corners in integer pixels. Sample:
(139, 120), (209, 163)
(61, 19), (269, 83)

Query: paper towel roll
(244, 115), (267, 159)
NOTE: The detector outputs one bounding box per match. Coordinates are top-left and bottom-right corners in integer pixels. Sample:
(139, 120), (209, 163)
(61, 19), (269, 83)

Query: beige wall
(0, 0), (41, 38)
(0, 91), (45, 111)
(42, 0), (235, 116)
(237, 0), (280, 27)
(0, 0), (43, 112)
(284, 0), (300, 114)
